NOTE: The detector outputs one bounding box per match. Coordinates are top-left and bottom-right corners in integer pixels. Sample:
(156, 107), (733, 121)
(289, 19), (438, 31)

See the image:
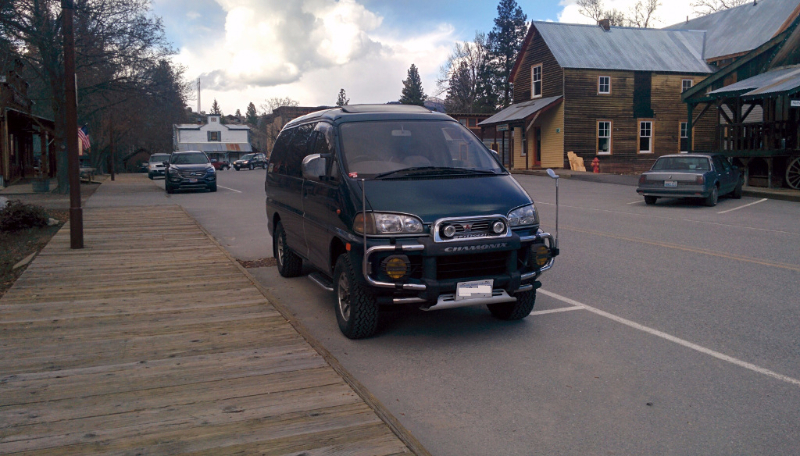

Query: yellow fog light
(531, 244), (551, 268)
(383, 255), (409, 280)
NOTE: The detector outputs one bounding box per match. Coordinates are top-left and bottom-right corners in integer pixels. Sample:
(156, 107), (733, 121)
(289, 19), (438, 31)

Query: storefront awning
(478, 96), (562, 127)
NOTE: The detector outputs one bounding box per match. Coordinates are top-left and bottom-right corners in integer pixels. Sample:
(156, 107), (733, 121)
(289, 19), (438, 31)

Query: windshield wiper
(373, 167), (498, 179)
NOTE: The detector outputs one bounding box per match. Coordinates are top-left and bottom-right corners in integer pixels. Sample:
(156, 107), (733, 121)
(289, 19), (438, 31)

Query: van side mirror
(302, 154), (327, 181)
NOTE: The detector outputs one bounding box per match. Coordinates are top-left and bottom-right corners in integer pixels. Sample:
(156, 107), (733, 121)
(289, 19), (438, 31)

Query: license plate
(664, 180), (677, 187)
(455, 279), (493, 301)
(188, 178), (198, 183)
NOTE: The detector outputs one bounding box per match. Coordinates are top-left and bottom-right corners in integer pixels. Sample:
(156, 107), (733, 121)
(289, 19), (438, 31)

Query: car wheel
(249, 163), (254, 170)
(209, 183), (217, 192)
(234, 166), (240, 171)
(487, 289), (536, 320)
(274, 222), (303, 277)
(644, 196), (657, 205)
(732, 181), (743, 199)
(704, 186), (719, 207)
(334, 254), (379, 339)
(262, 163), (267, 169)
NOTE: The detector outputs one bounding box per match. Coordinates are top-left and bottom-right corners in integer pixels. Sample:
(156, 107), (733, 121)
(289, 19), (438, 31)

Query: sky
(149, 0), (701, 115)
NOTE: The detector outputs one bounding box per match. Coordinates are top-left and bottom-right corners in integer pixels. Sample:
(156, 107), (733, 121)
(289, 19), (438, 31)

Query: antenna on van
(362, 178), (367, 271)
(546, 168), (559, 250)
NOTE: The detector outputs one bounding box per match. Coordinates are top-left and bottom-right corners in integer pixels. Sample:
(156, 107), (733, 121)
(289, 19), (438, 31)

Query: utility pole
(109, 112), (115, 181)
(62, 0), (83, 249)
(197, 78), (201, 113)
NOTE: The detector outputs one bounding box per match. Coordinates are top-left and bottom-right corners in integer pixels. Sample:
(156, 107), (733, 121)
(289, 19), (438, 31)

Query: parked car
(210, 159), (231, 170)
(636, 153), (743, 206)
(147, 153), (171, 179)
(233, 153), (267, 170)
(164, 151), (217, 194)
(266, 104), (558, 339)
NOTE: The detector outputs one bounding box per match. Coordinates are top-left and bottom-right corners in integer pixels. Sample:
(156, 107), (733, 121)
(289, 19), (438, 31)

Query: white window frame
(597, 121), (611, 155)
(682, 79), (693, 93)
(639, 121), (653, 154)
(680, 122), (689, 153)
(598, 76), (611, 94)
(531, 64), (542, 99)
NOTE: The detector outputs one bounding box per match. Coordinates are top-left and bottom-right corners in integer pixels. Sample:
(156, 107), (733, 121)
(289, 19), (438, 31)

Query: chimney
(599, 19), (611, 31)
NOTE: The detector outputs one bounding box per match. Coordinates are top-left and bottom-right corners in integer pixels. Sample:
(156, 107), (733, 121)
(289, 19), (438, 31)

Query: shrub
(0, 200), (49, 232)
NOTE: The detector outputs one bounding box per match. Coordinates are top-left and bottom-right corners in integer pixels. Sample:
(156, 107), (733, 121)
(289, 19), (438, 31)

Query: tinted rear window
(651, 156), (709, 171)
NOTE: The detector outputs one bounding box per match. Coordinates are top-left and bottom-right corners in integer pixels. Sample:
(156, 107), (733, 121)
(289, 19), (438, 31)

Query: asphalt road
(90, 170), (800, 455)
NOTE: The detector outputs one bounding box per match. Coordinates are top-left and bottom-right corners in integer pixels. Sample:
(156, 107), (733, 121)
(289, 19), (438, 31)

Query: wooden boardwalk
(0, 205), (416, 455)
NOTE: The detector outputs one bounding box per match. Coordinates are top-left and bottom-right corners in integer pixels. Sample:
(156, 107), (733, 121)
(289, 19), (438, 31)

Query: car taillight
(696, 175), (704, 185)
(638, 175), (647, 185)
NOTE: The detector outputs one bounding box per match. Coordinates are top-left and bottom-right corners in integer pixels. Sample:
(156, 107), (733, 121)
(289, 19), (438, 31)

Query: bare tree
(260, 97), (299, 115)
(577, 0), (661, 28)
(437, 33), (494, 113)
(691, 0), (749, 15)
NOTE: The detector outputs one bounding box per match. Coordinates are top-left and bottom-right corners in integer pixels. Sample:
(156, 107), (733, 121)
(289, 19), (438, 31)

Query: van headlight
(354, 213), (424, 235)
(508, 204), (538, 227)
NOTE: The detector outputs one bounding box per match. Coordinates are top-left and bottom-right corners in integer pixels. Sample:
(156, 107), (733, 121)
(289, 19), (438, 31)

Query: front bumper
(149, 168), (165, 176)
(359, 230), (557, 308)
(166, 174), (216, 189)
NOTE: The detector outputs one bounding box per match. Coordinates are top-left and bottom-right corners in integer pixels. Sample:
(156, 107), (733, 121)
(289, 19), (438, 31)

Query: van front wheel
(488, 289), (536, 320)
(334, 255), (379, 339)
(274, 222), (302, 277)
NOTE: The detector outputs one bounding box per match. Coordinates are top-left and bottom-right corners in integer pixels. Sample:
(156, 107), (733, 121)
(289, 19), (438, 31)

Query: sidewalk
(513, 169), (800, 202)
(0, 176), (427, 454)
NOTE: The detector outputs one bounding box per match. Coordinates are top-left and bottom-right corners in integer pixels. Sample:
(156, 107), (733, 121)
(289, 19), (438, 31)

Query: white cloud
(176, 0), (453, 113)
(557, 0), (697, 27)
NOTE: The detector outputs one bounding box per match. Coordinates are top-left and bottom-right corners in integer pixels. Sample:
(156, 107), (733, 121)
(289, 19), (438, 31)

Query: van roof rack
(340, 104), (431, 114)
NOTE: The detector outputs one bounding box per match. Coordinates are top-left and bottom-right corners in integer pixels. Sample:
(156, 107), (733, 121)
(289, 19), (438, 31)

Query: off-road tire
(274, 222), (302, 277)
(704, 186), (719, 207)
(488, 289), (536, 320)
(732, 181), (743, 199)
(644, 196), (657, 205)
(334, 255), (379, 339)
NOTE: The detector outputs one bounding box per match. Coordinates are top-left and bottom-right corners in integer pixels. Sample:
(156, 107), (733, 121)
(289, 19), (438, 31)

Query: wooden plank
(0, 202), (415, 455)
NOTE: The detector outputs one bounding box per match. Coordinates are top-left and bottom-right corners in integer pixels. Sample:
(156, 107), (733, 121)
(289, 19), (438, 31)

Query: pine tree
(211, 99), (222, 115)
(399, 64), (427, 106)
(246, 102), (258, 125)
(488, 0), (528, 107)
(336, 89), (349, 106)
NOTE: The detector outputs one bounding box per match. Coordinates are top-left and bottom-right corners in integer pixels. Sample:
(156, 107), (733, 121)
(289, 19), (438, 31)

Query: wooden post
(687, 103), (694, 154)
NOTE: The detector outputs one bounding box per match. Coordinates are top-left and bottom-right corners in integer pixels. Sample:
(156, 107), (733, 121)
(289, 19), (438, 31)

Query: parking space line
(717, 198), (767, 214)
(538, 289), (800, 388)
(627, 201), (641, 205)
(218, 185), (242, 193)
(531, 305), (584, 316)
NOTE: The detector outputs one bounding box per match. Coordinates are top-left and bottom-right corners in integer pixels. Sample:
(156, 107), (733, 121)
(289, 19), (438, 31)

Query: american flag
(78, 126), (90, 151)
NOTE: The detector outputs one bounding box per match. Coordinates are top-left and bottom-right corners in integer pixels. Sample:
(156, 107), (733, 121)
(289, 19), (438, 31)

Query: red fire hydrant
(592, 157), (600, 173)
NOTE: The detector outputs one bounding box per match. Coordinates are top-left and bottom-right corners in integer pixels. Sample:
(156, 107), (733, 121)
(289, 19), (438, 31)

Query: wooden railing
(716, 121), (799, 152)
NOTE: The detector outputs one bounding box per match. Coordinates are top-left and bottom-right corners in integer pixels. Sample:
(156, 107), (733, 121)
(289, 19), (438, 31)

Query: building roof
(176, 143), (252, 152)
(478, 96), (562, 126)
(666, 0), (800, 60)
(174, 123), (250, 130)
(709, 64), (800, 98)
(529, 21), (714, 74)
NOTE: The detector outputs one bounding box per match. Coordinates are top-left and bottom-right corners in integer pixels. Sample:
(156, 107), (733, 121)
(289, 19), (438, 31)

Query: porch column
(687, 104), (694, 153)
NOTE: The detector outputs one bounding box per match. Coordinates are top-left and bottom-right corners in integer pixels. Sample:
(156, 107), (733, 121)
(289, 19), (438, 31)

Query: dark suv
(233, 153), (267, 170)
(165, 151), (217, 193)
(266, 105), (558, 338)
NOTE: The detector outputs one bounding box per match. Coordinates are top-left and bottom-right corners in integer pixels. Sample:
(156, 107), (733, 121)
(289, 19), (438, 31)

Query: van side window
(312, 123), (338, 181)
(285, 123), (316, 177)
(270, 128), (295, 176)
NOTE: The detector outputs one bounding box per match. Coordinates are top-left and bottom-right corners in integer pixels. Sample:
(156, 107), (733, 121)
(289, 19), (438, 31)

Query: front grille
(436, 251), (508, 281)
(436, 217), (505, 241)
(178, 170), (207, 178)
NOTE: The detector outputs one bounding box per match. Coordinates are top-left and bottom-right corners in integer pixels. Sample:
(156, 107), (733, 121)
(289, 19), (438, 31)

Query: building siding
(513, 29), (564, 104)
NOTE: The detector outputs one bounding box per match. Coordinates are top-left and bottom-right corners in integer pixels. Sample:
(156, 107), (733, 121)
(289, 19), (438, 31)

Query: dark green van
(266, 105), (558, 338)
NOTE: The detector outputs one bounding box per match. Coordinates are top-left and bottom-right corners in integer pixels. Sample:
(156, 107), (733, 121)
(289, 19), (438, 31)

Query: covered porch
(478, 96), (563, 170)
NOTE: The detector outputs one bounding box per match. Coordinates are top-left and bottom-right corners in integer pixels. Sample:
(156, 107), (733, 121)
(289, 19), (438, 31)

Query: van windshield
(339, 120), (504, 178)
